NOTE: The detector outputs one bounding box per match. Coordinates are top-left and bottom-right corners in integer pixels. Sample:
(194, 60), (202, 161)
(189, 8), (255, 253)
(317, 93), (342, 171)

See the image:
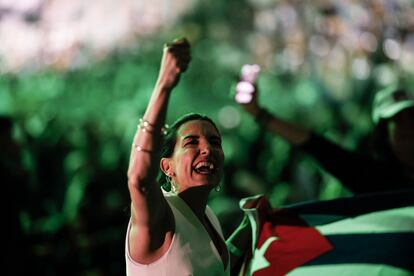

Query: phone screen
(235, 64), (260, 104)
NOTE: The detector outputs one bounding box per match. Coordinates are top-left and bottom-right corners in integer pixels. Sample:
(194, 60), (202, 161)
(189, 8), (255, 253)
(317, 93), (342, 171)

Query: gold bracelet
(161, 124), (169, 135)
(138, 118), (155, 133)
(138, 118), (169, 135)
(132, 143), (152, 153)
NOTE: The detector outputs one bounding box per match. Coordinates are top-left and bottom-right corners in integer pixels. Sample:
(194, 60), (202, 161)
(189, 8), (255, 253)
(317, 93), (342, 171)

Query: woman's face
(388, 107), (414, 170)
(166, 120), (224, 192)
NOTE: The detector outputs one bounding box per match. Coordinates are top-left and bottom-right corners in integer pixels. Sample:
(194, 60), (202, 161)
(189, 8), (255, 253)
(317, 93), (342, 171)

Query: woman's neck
(178, 186), (211, 219)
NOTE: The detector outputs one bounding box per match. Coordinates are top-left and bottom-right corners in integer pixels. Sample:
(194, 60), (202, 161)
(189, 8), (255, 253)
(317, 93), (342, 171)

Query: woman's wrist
(242, 103), (260, 117)
(255, 108), (273, 128)
(154, 81), (174, 94)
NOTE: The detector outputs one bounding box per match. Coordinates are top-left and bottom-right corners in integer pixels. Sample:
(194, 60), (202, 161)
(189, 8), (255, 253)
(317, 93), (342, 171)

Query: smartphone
(235, 64), (260, 104)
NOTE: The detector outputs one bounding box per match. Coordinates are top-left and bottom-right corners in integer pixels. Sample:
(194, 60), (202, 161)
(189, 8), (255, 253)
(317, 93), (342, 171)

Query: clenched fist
(156, 38), (191, 91)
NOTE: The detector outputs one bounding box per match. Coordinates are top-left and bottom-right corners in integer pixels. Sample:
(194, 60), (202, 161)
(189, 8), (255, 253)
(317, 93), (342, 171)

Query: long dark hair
(157, 113), (219, 191)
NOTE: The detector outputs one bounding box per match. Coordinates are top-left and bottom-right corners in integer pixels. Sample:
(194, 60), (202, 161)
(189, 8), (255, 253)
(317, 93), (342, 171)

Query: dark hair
(157, 113), (220, 191)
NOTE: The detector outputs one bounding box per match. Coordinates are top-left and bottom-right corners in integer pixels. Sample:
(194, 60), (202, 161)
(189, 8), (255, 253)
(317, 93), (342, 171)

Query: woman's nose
(200, 142), (212, 155)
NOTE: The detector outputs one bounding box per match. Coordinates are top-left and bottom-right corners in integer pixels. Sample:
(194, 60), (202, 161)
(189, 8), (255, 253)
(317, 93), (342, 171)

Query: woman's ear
(160, 158), (173, 176)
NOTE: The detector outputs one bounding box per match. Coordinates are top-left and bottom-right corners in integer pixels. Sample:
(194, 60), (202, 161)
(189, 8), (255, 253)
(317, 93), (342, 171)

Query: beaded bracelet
(132, 143), (152, 153)
(138, 118), (169, 135)
(138, 118), (155, 133)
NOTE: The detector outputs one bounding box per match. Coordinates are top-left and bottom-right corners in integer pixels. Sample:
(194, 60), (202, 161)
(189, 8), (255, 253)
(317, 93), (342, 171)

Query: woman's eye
(210, 140), (222, 146)
(185, 140), (197, 145)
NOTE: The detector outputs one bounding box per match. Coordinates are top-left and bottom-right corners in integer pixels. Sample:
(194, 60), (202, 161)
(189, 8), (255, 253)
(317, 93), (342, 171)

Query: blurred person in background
(227, 76), (414, 275)
(125, 38), (231, 275)
(235, 82), (414, 195)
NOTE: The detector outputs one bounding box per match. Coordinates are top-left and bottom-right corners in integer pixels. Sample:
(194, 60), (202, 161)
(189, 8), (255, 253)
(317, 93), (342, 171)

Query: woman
(125, 38), (230, 275)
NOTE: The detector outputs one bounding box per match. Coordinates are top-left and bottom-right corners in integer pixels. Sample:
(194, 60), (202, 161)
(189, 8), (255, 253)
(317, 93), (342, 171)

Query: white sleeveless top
(125, 192), (230, 276)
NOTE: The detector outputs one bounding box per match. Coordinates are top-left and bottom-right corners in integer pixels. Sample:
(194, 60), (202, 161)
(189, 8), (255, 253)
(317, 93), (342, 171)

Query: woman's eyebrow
(182, 134), (221, 142)
(209, 135), (221, 141)
(182, 135), (199, 140)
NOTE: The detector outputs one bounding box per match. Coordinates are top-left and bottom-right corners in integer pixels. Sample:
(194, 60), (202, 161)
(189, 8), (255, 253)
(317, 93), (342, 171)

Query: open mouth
(193, 161), (216, 175)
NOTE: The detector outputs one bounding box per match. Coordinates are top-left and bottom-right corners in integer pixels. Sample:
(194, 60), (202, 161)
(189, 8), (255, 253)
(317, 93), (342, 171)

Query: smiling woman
(125, 38), (231, 275)
(158, 113), (224, 193)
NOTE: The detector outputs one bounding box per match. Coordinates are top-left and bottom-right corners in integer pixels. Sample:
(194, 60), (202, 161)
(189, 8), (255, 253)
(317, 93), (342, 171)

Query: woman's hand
(239, 84), (261, 117)
(233, 64), (262, 117)
(156, 38), (191, 91)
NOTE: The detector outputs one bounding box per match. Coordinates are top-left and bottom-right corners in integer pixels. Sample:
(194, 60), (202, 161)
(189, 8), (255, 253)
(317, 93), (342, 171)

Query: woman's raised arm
(127, 38), (191, 263)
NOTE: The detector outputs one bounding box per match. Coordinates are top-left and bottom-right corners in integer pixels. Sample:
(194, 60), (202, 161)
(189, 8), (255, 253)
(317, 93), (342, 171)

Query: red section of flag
(252, 209), (333, 276)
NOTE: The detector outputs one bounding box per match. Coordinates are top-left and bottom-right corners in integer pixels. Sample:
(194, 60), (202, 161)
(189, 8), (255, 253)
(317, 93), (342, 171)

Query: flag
(240, 189), (414, 276)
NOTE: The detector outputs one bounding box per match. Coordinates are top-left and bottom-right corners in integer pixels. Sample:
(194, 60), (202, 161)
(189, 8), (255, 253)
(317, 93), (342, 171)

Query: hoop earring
(215, 184), (221, 192)
(167, 175), (177, 193)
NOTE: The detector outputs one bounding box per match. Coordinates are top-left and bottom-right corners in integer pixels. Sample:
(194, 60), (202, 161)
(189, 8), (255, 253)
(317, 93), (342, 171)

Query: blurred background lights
(359, 32), (378, 52)
(309, 35), (331, 57)
(400, 48), (414, 73)
(254, 9), (279, 34)
(383, 38), (402, 60)
(218, 105), (241, 129)
(373, 64), (398, 86)
(0, 0), (195, 72)
(352, 57), (371, 80)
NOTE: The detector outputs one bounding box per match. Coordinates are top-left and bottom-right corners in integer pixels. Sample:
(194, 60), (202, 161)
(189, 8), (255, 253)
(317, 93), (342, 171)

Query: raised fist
(157, 38), (191, 90)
